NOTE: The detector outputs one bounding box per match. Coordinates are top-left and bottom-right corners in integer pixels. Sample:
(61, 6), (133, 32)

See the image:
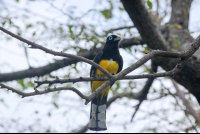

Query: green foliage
(26, 24), (32, 29)
(147, 0), (153, 10)
(172, 35), (180, 48)
(17, 79), (35, 90)
(100, 0), (113, 19)
(53, 102), (59, 109)
(101, 9), (112, 19)
(144, 46), (149, 52)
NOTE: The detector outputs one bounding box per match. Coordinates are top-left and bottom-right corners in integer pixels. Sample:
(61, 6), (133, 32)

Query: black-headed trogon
(88, 35), (123, 131)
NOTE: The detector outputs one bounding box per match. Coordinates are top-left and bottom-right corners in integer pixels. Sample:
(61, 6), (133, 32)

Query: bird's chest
(95, 59), (119, 77)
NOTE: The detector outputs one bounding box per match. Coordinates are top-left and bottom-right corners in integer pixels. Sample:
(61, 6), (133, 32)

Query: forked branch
(0, 25), (200, 105)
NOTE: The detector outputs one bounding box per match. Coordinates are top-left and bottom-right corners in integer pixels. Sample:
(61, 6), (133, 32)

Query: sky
(0, 0), (200, 133)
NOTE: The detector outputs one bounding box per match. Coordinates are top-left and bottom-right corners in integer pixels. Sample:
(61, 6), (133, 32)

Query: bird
(88, 35), (123, 131)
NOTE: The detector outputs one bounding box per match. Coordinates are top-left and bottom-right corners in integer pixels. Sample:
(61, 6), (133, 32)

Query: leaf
(26, 24), (32, 29)
(32, 32), (36, 36)
(68, 25), (74, 39)
(100, 9), (112, 19)
(53, 102), (59, 109)
(147, 0), (152, 9)
(144, 46), (149, 52)
(119, 7), (124, 11)
(41, 22), (47, 29)
(27, 81), (35, 87)
(195, 119), (199, 125)
(18, 79), (26, 90)
(174, 24), (182, 29)
(172, 35), (178, 40)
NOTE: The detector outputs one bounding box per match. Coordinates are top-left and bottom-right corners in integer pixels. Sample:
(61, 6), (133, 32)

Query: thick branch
(0, 50), (95, 82)
(0, 37), (143, 83)
(170, 0), (193, 30)
(34, 61), (181, 88)
(121, 0), (200, 104)
(1, 25), (200, 105)
(121, 0), (169, 51)
(1, 34), (200, 103)
(0, 26), (113, 78)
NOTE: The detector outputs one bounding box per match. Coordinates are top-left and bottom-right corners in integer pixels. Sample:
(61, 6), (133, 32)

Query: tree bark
(121, 0), (200, 104)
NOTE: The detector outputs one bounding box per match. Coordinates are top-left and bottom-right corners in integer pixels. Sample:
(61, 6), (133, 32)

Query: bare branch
(1, 24), (200, 105)
(105, 26), (135, 33)
(33, 68), (179, 88)
(0, 83), (89, 100)
(0, 26), (113, 78)
(0, 37), (143, 83)
(1, 33), (200, 104)
(171, 79), (200, 125)
(130, 60), (157, 122)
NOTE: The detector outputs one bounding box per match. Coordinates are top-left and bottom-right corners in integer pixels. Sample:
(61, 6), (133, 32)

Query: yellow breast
(92, 59), (119, 98)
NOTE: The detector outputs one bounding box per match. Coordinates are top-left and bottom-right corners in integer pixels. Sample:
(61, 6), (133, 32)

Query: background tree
(0, 0), (200, 132)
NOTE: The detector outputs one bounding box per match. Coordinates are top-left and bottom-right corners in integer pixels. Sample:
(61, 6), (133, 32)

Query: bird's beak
(114, 37), (121, 41)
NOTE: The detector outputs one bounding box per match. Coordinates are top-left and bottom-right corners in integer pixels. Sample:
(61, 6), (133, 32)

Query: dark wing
(90, 51), (103, 77)
(117, 55), (123, 73)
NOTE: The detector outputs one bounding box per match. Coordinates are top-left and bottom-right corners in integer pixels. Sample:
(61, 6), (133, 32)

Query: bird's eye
(109, 36), (113, 40)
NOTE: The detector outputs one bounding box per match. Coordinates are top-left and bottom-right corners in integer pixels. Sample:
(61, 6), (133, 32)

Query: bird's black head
(106, 35), (121, 43)
(104, 35), (121, 48)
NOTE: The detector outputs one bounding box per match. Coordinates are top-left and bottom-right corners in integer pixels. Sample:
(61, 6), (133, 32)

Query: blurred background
(0, 0), (200, 132)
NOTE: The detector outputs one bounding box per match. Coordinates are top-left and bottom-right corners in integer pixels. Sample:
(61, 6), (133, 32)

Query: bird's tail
(88, 95), (108, 131)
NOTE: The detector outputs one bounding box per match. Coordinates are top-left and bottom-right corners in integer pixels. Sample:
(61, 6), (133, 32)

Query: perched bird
(88, 35), (123, 131)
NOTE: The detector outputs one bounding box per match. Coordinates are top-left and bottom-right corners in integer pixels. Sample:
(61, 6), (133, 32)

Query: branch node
(56, 76), (59, 80)
(85, 100), (90, 105)
(171, 72), (175, 77)
(49, 83), (53, 86)
(35, 89), (39, 93)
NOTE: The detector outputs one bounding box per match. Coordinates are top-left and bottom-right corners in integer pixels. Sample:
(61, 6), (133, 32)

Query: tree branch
(130, 60), (158, 122)
(1, 33), (200, 104)
(121, 0), (169, 51)
(171, 79), (200, 125)
(1, 23), (200, 105)
(0, 37), (143, 83)
(105, 25), (135, 33)
(170, 0), (193, 30)
(121, 0), (200, 104)
(0, 26), (113, 78)
(0, 83), (89, 100)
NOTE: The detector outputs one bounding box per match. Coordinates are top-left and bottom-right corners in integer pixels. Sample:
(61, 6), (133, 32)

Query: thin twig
(0, 83), (89, 100)
(171, 79), (200, 125)
(0, 26), (113, 78)
(0, 25), (200, 105)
